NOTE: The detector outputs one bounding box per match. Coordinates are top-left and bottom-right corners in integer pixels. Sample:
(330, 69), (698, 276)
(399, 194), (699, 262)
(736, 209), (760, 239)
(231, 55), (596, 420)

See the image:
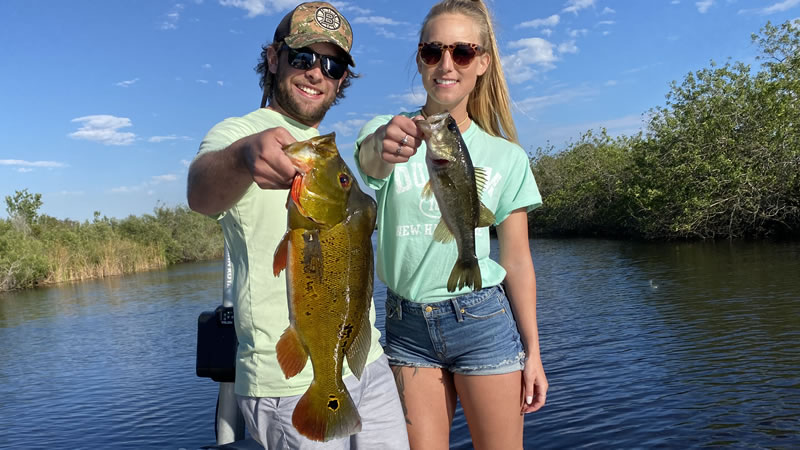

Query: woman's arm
(496, 208), (548, 413)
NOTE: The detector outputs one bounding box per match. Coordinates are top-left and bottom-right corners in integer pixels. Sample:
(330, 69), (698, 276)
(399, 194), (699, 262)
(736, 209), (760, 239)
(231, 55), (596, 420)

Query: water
(1, 238), (798, 449)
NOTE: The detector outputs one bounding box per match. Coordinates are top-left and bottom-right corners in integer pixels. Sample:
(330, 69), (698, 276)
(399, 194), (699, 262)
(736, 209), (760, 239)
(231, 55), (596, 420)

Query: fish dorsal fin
(345, 310), (371, 380)
(478, 202), (496, 228)
(433, 218), (455, 243)
(421, 181), (434, 200)
(474, 167), (489, 193)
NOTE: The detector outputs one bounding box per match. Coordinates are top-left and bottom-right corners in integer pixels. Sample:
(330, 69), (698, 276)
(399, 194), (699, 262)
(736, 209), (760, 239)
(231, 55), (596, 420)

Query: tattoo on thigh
(391, 366), (412, 425)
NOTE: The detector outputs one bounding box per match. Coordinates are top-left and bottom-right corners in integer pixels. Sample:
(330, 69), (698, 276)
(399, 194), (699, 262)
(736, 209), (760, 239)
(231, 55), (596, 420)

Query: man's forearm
(187, 143), (252, 216)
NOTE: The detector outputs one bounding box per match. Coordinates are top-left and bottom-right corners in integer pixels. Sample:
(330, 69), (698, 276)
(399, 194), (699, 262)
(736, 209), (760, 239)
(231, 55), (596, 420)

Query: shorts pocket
(461, 296), (506, 320)
(385, 295), (399, 320)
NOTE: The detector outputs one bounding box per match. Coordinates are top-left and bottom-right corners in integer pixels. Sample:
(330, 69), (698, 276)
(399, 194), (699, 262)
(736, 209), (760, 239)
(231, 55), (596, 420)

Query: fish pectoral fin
(477, 202), (496, 228)
(302, 230), (324, 279)
(474, 167), (488, 193)
(432, 219), (455, 243)
(273, 231), (290, 276)
(421, 181), (434, 200)
(345, 313), (372, 380)
(276, 326), (308, 379)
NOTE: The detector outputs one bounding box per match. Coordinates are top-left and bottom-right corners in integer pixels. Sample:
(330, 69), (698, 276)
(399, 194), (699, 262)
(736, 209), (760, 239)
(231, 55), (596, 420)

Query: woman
(354, 0), (547, 448)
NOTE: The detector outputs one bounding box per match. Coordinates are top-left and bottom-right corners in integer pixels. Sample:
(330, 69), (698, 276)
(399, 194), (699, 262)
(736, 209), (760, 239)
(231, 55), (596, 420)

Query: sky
(1, 0), (799, 222)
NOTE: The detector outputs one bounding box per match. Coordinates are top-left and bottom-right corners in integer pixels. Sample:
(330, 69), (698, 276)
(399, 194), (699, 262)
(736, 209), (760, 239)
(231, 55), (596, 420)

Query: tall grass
(0, 205), (222, 292)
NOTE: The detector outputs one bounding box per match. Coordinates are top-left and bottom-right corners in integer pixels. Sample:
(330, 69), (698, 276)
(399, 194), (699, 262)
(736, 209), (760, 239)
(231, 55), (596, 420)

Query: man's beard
(273, 64), (337, 126)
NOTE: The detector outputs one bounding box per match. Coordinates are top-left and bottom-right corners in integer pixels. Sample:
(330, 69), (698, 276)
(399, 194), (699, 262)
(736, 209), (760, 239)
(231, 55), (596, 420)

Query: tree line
(528, 20), (800, 240)
(1, 189), (222, 291)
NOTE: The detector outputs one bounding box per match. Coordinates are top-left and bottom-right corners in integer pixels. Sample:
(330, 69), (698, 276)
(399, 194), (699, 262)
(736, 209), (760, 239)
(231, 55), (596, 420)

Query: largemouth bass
(272, 132), (377, 442)
(418, 112), (495, 292)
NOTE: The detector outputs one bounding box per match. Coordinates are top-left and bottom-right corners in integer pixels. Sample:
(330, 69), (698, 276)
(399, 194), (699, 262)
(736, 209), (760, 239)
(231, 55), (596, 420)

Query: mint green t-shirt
(354, 111), (542, 303)
(196, 108), (384, 398)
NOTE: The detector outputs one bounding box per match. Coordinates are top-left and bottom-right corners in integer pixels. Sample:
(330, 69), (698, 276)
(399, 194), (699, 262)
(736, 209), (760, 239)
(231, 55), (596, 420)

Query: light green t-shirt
(354, 111), (542, 303)
(196, 108), (384, 398)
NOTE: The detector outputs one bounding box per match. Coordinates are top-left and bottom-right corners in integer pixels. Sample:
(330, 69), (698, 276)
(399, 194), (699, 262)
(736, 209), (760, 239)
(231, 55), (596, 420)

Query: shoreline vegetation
(1, 193), (222, 292)
(528, 21), (799, 240)
(1, 21), (797, 293)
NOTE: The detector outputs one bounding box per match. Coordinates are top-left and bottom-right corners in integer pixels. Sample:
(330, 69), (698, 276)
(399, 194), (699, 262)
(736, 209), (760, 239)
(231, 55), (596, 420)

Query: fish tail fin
(447, 256), (482, 292)
(292, 381), (361, 442)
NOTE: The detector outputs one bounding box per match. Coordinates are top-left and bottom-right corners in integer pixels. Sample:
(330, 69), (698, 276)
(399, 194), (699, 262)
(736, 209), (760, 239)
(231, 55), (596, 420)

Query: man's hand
(242, 127), (298, 190)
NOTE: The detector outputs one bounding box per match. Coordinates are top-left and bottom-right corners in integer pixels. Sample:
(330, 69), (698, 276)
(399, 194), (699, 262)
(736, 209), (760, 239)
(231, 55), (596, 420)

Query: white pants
(237, 354), (409, 450)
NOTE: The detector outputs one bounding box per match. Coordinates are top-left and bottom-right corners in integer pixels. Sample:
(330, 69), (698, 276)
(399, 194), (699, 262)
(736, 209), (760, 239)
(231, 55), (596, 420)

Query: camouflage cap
(273, 2), (355, 66)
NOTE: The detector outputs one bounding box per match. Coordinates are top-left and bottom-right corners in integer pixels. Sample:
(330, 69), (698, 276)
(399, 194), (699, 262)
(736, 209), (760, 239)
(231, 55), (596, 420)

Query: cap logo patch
(315, 6), (341, 31)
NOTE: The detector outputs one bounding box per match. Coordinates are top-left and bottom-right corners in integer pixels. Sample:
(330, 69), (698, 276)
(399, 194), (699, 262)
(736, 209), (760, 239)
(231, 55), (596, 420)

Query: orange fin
(275, 326), (308, 379)
(273, 231), (290, 276)
(447, 256), (482, 292)
(292, 381), (361, 442)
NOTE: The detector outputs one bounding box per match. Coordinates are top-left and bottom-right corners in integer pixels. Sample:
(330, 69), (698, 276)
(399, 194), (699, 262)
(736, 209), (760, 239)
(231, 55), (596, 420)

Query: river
(1, 238), (798, 449)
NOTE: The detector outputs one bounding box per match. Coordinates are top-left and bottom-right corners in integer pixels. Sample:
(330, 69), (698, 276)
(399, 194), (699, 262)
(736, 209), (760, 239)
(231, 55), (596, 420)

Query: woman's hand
(375, 115), (424, 163)
(521, 354), (548, 414)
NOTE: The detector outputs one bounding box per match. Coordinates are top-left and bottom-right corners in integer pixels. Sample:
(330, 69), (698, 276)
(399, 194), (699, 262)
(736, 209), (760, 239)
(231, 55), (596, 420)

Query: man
(187, 3), (409, 448)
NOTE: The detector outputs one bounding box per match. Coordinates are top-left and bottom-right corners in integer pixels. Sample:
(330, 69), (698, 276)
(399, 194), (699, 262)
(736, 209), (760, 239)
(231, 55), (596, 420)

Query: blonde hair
(420, 0), (518, 144)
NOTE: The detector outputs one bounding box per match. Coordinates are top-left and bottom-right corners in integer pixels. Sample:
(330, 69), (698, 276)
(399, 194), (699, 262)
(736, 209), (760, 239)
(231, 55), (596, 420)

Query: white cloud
(541, 29), (554, 37)
(514, 85), (597, 113)
(502, 37), (561, 84)
(329, 119), (368, 137)
(217, 80), (224, 86)
(352, 16), (407, 26)
(160, 4), (185, 30)
(389, 88), (428, 108)
(202, 63), (212, 69)
(596, 20), (616, 26)
(1, 159), (67, 168)
(219, 0), (299, 17)
(69, 115), (136, 146)
(151, 174), (178, 183)
(17, 168), (33, 173)
(563, 0), (595, 15)
(518, 14), (560, 29)
(115, 78), (139, 88)
(696, 0), (714, 13)
(148, 135), (193, 143)
(568, 28), (588, 38)
(111, 173), (178, 194)
(602, 7), (616, 14)
(544, 113), (647, 142)
(739, 0), (800, 15)
(331, 3), (372, 16)
(558, 41), (579, 54)
(196, 79), (209, 84)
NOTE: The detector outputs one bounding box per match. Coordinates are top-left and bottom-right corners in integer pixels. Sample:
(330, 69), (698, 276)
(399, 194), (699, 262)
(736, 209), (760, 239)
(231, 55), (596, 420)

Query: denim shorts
(384, 285), (526, 375)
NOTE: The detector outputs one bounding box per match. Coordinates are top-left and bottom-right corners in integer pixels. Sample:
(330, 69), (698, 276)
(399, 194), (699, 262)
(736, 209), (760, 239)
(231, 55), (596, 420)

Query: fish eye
(339, 173), (350, 187)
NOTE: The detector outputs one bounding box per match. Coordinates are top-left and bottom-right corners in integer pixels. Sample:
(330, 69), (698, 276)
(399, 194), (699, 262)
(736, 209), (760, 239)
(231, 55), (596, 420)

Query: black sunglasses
(418, 42), (485, 67)
(282, 44), (348, 80)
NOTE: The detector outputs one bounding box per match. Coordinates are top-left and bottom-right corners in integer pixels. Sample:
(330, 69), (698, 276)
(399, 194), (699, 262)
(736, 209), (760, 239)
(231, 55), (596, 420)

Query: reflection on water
(1, 239), (798, 449)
